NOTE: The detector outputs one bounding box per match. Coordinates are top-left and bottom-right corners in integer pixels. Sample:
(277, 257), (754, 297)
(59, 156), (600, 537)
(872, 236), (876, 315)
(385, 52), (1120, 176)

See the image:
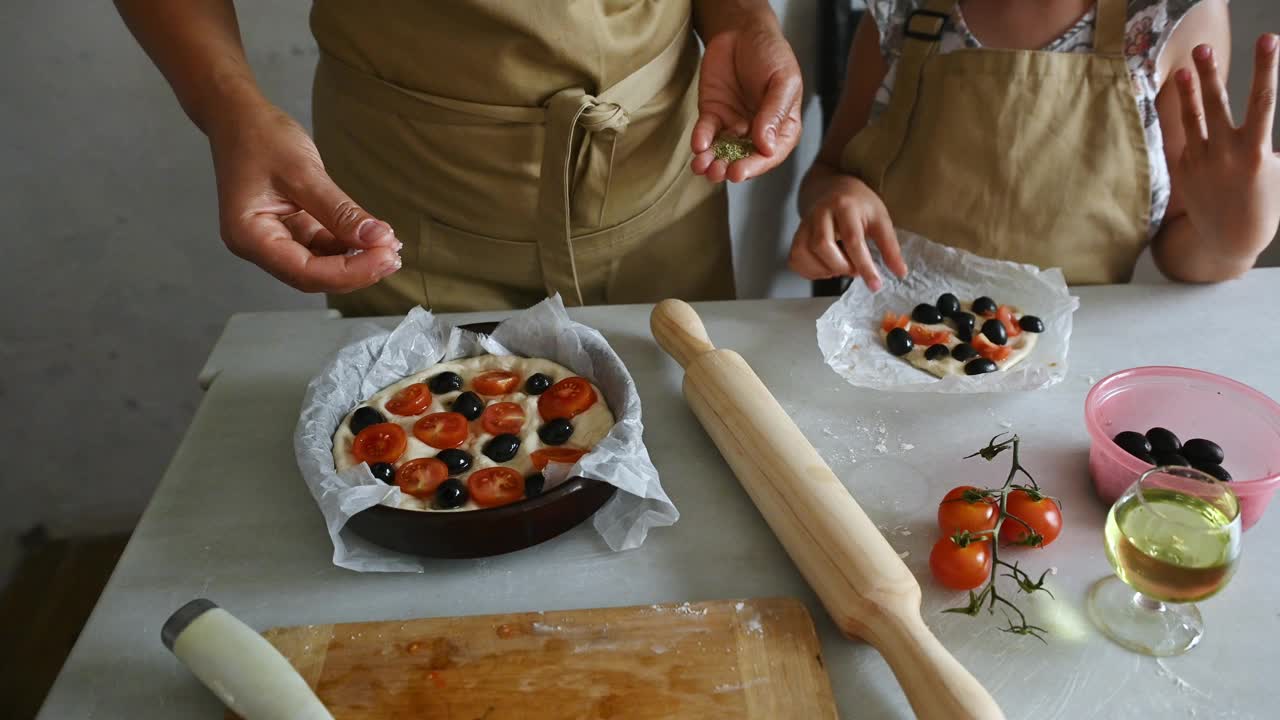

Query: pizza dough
(881, 298), (1042, 379)
(333, 354), (614, 511)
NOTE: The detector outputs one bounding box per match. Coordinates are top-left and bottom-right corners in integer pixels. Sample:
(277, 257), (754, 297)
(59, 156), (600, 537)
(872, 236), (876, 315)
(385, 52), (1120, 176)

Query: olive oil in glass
(1089, 467), (1241, 656)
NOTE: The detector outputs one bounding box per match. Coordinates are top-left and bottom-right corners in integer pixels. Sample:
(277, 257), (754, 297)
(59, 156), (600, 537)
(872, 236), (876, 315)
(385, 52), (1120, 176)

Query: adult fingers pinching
(235, 214), (400, 294)
(725, 115), (802, 182)
(1192, 44), (1233, 135)
(286, 169), (396, 251)
(1246, 33), (1279, 148)
(282, 211), (343, 256)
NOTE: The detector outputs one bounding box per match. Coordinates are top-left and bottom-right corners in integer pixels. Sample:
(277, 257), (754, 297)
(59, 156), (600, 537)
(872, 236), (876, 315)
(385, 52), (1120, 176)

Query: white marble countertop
(39, 270), (1280, 719)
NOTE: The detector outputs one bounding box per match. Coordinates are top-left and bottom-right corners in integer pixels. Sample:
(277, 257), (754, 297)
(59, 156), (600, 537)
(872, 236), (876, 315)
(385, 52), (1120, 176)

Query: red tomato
(538, 377), (598, 420)
(352, 423), (407, 464)
(999, 489), (1063, 548)
(473, 370), (521, 396)
(412, 412), (469, 449)
(996, 306), (1023, 339)
(481, 402), (526, 435)
(530, 447), (587, 471)
(882, 312), (910, 332)
(973, 335), (1013, 363)
(384, 384), (432, 416)
(468, 467), (525, 508)
(909, 325), (952, 346)
(929, 535), (992, 591)
(395, 458), (448, 498)
(937, 486), (998, 535)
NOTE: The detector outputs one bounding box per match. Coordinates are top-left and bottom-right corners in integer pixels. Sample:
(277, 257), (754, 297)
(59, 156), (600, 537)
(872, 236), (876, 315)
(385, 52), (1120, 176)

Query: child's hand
(788, 175), (907, 290)
(1172, 34), (1280, 267)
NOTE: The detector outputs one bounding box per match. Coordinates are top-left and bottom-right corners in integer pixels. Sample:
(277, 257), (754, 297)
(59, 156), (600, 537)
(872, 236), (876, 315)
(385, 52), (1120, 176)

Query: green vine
(940, 434), (1058, 642)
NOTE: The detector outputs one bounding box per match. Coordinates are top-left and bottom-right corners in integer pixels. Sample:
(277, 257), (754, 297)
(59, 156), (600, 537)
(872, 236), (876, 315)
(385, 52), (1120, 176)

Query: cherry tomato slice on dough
(413, 412), (469, 449)
(973, 335), (1013, 363)
(473, 370), (521, 396)
(882, 312), (910, 332)
(909, 325), (952, 346)
(996, 306), (1023, 339)
(468, 467), (525, 508)
(481, 402), (526, 435)
(352, 423), (408, 464)
(530, 447), (587, 471)
(384, 383), (432, 416)
(396, 457), (449, 498)
(537, 377), (597, 420)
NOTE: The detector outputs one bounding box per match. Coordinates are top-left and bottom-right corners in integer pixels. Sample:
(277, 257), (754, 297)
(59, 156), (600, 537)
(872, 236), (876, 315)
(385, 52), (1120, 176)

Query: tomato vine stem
(943, 434), (1055, 641)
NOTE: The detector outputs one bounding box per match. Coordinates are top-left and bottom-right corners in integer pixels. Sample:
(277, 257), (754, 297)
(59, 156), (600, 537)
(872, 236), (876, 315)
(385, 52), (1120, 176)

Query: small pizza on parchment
(880, 293), (1045, 378)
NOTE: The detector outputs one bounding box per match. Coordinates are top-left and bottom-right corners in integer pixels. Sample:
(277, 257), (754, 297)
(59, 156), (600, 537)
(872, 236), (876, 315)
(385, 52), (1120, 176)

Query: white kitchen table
(38, 271), (1280, 719)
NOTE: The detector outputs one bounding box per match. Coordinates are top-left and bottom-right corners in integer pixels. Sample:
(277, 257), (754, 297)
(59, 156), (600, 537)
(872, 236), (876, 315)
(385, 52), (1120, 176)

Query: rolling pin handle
(650, 299), (716, 369)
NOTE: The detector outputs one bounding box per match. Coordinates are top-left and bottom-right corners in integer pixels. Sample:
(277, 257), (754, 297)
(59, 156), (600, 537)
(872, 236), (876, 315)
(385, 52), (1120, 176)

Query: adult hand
(788, 175), (906, 291)
(207, 100), (401, 293)
(691, 16), (803, 183)
(1172, 35), (1280, 269)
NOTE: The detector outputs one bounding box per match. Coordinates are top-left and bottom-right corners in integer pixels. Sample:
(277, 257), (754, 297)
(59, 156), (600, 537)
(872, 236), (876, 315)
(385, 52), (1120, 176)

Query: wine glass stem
(1133, 592), (1165, 612)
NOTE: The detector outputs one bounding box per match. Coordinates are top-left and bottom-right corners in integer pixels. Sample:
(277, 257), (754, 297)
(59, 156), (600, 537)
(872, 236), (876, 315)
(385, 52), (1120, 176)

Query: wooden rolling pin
(651, 299), (1004, 720)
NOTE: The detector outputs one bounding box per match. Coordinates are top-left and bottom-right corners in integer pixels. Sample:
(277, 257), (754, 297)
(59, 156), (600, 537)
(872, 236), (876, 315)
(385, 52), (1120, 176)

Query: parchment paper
(817, 232), (1080, 393)
(294, 296), (671, 572)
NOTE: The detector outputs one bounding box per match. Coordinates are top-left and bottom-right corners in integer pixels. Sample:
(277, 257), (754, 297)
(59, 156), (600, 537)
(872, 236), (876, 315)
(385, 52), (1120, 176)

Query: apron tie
(536, 89), (632, 306)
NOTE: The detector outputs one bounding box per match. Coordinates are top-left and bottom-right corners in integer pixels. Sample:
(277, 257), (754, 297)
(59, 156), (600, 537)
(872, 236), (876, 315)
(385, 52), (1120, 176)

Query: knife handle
(163, 599), (333, 720)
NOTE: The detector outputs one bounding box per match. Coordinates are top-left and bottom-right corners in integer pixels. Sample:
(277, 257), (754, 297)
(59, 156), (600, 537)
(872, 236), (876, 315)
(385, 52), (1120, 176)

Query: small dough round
(333, 355), (614, 511)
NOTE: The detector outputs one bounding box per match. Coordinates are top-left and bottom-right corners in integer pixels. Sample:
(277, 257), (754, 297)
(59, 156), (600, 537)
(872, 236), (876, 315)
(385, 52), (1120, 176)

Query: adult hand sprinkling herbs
(690, 1), (804, 184)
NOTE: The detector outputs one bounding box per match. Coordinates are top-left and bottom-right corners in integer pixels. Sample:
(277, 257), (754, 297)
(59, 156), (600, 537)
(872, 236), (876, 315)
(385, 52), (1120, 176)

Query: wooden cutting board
(229, 598), (836, 719)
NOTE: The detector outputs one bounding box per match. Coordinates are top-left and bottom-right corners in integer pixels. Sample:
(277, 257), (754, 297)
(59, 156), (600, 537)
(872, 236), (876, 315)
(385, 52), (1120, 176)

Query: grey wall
(0, 1), (1276, 581)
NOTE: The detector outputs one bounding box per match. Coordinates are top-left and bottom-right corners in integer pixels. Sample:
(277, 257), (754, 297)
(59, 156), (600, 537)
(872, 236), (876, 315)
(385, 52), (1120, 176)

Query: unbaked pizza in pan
(881, 293), (1045, 377)
(333, 355), (614, 511)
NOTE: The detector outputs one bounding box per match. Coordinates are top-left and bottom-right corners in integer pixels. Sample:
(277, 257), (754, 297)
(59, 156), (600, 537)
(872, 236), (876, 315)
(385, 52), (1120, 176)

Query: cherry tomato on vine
(999, 488), (1062, 548)
(929, 534), (992, 591)
(937, 486), (998, 535)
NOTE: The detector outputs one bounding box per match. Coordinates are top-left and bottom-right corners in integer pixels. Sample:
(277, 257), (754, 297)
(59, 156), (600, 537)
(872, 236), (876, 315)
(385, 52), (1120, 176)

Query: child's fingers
(1192, 44), (1233, 136)
(835, 212), (882, 292)
(868, 214), (907, 279)
(1175, 68), (1208, 154)
(788, 222), (833, 280)
(1245, 33), (1279, 148)
(812, 213), (857, 278)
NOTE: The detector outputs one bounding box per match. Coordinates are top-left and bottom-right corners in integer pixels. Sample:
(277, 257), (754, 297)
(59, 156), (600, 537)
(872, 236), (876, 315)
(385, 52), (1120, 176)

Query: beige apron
(842, 0), (1150, 284)
(308, 1), (734, 315)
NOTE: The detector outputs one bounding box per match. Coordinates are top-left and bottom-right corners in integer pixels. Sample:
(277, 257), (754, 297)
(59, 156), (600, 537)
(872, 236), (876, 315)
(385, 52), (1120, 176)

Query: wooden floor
(0, 531), (129, 720)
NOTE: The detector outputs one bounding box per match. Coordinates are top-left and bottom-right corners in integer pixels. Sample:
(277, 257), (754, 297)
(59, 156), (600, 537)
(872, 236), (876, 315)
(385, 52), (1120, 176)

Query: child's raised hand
(1173, 34), (1280, 265)
(788, 175), (907, 290)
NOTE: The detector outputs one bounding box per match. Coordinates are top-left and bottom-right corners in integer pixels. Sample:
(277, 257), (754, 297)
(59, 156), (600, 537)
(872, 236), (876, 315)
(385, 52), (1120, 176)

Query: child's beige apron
(310, 1), (734, 315)
(842, 0), (1150, 284)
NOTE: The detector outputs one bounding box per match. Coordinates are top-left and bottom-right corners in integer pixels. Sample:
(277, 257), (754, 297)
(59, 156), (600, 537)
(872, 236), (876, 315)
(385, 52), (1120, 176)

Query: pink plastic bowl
(1085, 366), (1280, 530)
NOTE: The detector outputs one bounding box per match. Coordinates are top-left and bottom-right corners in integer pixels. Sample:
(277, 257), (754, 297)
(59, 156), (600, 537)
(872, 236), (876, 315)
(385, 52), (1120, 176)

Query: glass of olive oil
(1088, 466), (1241, 656)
